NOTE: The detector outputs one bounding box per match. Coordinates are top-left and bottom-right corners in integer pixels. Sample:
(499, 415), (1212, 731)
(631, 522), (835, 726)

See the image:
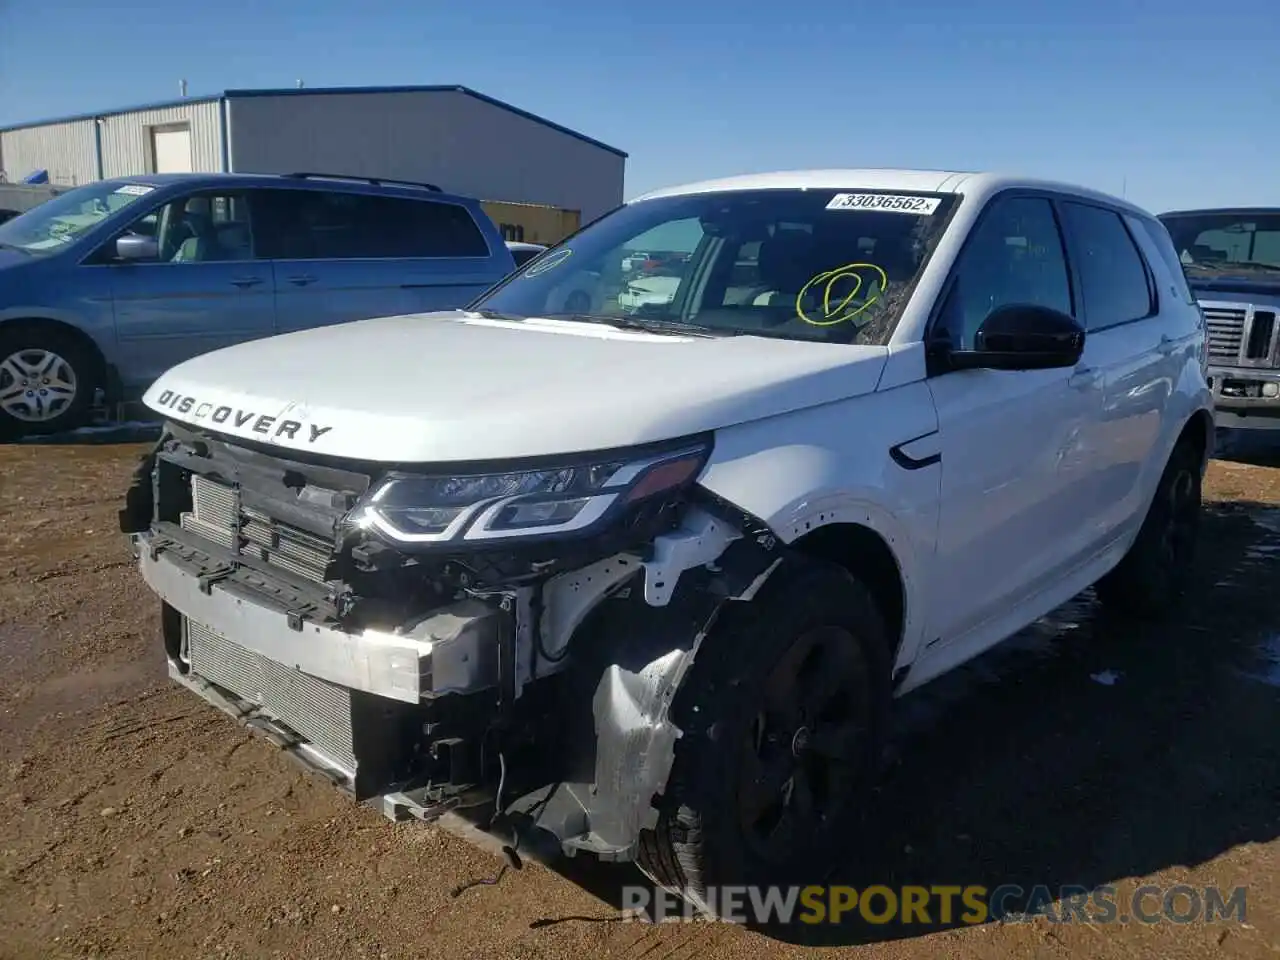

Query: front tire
(1094, 438), (1202, 618)
(0, 325), (98, 439)
(636, 558), (892, 916)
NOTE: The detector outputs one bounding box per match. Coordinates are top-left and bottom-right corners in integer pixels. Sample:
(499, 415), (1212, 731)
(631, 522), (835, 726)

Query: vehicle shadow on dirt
(1214, 427), (1280, 468)
(1, 422), (162, 446)
(0, 404), (162, 446)
(535, 498), (1280, 945)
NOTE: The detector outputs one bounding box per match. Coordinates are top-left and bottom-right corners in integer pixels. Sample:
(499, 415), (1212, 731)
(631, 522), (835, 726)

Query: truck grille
(180, 476), (333, 584)
(185, 617), (356, 775)
(1204, 306), (1247, 362)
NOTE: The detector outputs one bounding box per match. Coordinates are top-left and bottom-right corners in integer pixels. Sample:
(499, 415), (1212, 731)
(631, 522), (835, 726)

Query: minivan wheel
(636, 559), (891, 917)
(1094, 438), (1202, 619)
(0, 326), (97, 439)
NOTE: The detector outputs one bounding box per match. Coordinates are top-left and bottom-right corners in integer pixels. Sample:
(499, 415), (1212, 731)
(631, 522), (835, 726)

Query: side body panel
(698, 352), (942, 672)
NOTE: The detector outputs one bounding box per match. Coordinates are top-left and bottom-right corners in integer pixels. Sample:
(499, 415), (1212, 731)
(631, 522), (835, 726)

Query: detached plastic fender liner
(507, 533), (784, 859)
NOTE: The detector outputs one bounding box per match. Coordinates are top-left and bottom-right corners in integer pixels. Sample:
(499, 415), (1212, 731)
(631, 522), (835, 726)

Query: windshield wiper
(1187, 259), (1280, 276)
(469, 308), (529, 322)
(548, 313), (736, 338)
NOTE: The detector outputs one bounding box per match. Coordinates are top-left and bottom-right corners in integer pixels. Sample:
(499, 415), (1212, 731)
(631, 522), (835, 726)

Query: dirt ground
(1, 433), (1279, 959)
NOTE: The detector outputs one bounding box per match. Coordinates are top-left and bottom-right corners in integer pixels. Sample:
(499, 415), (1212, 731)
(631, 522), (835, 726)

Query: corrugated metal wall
(100, 101), (223, 177)
(227, 91), (624, 221)
(0, 120), (97, 185)
(0, 99), (224, 186)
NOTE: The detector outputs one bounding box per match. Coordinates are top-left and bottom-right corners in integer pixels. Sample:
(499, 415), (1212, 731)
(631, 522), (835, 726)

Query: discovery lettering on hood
(154, 390), (333, 444)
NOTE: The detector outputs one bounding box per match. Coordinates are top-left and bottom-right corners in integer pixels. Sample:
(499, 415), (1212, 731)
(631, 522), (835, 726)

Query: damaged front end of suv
(118, 419), (784, 863)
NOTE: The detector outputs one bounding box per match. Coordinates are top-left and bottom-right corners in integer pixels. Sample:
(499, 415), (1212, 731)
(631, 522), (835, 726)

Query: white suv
(121, 169), (1212, 914)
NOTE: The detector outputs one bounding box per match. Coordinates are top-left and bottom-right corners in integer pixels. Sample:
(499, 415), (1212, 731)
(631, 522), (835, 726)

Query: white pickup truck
(121, 168), (1213, 915)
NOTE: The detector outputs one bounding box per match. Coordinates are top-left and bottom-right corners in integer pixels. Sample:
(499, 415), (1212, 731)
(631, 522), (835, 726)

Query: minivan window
(1060, 202), (1153, 330)
(105, 191), (257, 263)
(0, 181), (155, 255)
(255, 190), (488, 260)
(932, 196), (1072, 350)
(471, 188), (960, 345)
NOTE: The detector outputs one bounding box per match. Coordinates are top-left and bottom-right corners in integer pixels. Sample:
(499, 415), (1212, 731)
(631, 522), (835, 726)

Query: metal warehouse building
(0, 85), (627, 229)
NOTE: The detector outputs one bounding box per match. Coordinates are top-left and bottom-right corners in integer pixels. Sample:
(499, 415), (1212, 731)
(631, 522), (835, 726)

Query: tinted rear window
(1060, 201), (1154, 330)
(255, 190), (489, 260)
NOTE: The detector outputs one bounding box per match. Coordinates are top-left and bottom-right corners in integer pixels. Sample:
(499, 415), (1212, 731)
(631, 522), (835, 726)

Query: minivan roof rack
(283, 172), (443, 192)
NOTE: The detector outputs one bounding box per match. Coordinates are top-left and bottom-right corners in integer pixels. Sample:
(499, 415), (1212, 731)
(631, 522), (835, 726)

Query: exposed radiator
(185, 617), (356, 776)
(180, 476), (333, 584)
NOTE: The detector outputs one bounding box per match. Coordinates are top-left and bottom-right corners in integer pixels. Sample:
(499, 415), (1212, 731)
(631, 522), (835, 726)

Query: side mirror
(115, 234), (159, 262)
(948, 304), (1085, 371)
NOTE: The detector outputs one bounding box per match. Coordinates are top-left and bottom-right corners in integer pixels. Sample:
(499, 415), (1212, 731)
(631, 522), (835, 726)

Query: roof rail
(283, 172), (443, 192)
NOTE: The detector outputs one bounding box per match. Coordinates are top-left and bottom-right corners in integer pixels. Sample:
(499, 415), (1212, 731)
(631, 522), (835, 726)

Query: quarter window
(1060, 202), (1154, 331)
(1133, 215), (1195, 305)
(934, 196), (1073, 350)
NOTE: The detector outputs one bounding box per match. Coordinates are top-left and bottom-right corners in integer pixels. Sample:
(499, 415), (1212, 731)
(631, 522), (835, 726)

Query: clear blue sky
(2, 0), (1276, 213)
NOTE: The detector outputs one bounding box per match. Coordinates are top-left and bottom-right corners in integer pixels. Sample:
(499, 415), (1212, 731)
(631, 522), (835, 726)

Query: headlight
(350, 440), (710, 545)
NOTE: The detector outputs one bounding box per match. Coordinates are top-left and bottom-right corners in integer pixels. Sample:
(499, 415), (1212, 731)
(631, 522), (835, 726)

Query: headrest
(757, 229), (818, 292)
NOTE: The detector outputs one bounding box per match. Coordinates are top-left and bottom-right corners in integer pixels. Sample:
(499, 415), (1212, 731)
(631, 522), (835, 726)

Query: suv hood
(143, 311), (889, 462)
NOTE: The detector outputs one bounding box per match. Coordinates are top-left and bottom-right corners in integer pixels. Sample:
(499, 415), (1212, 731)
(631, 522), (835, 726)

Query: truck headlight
(350, 439), (710, 545)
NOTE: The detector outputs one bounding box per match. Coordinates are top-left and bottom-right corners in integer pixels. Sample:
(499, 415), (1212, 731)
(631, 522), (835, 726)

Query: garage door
(151, 126), (193, 173)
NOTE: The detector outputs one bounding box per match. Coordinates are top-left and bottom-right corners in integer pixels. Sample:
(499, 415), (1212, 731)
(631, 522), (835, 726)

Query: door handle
(230, 276), (263, 288)
(1158, 335), (1178, 356)
(286, 274), (318, 287)
(1068, 366), (1102, 390)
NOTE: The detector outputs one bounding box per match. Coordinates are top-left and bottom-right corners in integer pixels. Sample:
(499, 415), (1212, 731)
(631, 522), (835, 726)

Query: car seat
(745, 229), (820, 308)
(170, 198), (222, 262)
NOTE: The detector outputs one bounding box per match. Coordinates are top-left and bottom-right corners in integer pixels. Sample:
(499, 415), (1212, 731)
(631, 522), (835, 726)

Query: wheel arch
(1178, 407), (1214, 471)
(0, 316), (109, 386)
(790, 521), (908, 670)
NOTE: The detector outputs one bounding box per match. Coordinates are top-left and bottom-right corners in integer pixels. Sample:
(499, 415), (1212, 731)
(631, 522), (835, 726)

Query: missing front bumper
(140, 537), (511, 804)
(138, 537), (504, 704)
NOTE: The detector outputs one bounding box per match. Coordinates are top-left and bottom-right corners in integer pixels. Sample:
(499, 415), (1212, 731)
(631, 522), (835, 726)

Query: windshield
(1159, 211), (1280, 277)
(471, 188), (960, 344)
(0, 181), (156, 255)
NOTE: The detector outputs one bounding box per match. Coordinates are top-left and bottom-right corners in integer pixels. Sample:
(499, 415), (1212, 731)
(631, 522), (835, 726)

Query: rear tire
(0, 324), (99, 439)
(1094, 438), (1202, 619)
(636, 558), (892, 917)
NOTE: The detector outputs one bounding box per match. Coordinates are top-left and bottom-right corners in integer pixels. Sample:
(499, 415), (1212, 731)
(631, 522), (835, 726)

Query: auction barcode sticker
(113, 184), (155, 196)
(826, 193), (941, 215)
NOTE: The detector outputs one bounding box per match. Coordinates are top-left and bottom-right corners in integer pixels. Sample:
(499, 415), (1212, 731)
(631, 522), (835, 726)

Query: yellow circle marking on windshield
(796, 262), (889, 327)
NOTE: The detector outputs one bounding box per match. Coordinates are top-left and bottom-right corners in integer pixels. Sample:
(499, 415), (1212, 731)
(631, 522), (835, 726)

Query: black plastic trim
(889, 431), (942, 471)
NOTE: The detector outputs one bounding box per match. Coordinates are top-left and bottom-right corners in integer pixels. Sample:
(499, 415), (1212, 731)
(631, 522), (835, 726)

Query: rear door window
(1059, 202), (1155, 331)
(254, 190), (489, 260)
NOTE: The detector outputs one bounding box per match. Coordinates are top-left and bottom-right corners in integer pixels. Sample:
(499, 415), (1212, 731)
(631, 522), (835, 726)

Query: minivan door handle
(1158, 334), (1178, 356)
(286, 274), (318, 287)
(1068, 366), (1102, 390)
(230, 276), (264, 288)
